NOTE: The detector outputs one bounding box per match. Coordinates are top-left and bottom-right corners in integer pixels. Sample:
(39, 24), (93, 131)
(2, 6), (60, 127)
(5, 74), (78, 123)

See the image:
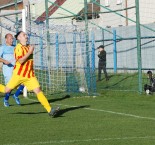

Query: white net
(28, 19), (96, 96)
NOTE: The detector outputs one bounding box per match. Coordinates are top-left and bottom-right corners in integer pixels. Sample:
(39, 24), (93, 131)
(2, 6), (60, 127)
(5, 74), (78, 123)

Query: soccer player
(0, 31), (59, 117)
(0, 33), (24, 107)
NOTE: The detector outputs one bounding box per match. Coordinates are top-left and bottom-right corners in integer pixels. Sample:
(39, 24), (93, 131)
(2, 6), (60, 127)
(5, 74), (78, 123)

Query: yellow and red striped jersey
(13, 43), (35, 78)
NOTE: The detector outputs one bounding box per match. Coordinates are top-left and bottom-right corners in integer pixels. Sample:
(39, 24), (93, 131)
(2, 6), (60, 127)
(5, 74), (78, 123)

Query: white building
(99, 0), (155, 28)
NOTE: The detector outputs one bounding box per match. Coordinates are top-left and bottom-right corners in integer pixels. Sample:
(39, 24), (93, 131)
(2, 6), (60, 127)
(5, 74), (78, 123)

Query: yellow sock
(36, 91), (51, 113)
(0, 84), (5, 93)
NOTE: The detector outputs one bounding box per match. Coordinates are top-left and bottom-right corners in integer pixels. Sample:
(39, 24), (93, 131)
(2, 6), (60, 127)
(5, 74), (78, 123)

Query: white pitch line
(55, 103), (155, 121)
(3, 136), (155, 145)
(25, 98), (155, 121)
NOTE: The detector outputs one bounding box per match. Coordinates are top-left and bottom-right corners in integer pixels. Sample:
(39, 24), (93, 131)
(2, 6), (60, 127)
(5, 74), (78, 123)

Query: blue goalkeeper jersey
(0, 44), (15, 84)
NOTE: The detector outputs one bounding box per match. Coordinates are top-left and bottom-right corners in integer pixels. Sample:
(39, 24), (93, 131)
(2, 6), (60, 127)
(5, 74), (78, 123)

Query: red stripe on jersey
(28, 61), (33, 78)
(21, 46), (25, 56)
(32, 70), (34, 77)
(30, 60), (34, 77)
(17, 64), (24, 75)
(23, 61), (30, 77)
(17, 56), (22, 60)
(24, 46), (29, 53)
(14, 53), (16, 60)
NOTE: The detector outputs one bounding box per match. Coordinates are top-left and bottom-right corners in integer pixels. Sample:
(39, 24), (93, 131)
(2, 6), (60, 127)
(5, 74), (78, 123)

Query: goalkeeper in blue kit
(0, 33), (24, 107)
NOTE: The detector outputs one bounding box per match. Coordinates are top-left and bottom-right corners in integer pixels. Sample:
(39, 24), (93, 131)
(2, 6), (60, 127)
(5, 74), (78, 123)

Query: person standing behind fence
(0, 33), (24, 107)
(97, 45), (109, 81)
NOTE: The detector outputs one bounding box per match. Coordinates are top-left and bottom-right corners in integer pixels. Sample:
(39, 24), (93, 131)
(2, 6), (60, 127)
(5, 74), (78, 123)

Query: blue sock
(4, 92), (11, 101)
(14, 85), (24, 97)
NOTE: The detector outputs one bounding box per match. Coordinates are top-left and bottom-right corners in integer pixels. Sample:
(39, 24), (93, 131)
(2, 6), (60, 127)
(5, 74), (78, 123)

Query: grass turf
(0, 89), (155, 145)
(0, 71), (153, 145)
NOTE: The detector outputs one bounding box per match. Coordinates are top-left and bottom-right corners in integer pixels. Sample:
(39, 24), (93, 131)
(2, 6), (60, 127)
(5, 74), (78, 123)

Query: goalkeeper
(0, 33), (24, 107)
(144, 70), (155, 94)
(0, 31), (59, 117)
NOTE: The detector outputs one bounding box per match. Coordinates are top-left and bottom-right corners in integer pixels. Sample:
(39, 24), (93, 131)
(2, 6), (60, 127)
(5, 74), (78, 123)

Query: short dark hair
(14, 31), (23, 40)
(98, 45), (104, 49)
(147, 70), (152, 75)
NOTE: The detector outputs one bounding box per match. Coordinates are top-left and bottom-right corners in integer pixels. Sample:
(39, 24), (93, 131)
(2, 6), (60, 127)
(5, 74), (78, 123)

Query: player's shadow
(11, 105), (90, 117)
(48, 94), (71, 103)
(54, 105), (90, 118)
(21, 95), (71, 106)
(11, 111), (46, 115)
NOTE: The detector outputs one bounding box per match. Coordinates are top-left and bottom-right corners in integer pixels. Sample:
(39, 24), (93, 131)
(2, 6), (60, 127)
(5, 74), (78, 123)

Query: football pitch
(1, 89), (155, 145)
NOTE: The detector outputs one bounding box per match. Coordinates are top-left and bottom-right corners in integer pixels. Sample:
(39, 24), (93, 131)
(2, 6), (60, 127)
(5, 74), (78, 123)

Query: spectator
(97, 45), (109, 81)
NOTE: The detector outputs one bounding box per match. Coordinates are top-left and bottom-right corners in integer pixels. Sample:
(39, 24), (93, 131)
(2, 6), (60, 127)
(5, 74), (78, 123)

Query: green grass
(1, 89), (155, 145)
(0, 72), (153, 145)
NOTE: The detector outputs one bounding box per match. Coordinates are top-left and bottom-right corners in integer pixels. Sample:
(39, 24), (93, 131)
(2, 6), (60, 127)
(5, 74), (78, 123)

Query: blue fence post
(39, 36), (44, 70)
(113, 29), (117, 73)
(91, 31), (96, 93)
(55, 33), (59, 70)
(91, 31), (95, 72)
(73, 32), (76, 70)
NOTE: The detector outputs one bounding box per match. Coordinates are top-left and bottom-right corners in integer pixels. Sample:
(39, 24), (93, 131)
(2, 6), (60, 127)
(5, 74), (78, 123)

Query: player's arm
(0, 58), (10, 65)
(18, 45), (34, 64)
(0, 47), (11, 65)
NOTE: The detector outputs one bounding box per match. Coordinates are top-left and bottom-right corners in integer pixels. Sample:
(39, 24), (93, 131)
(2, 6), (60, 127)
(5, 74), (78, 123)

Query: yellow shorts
(6, 73), (40, 91)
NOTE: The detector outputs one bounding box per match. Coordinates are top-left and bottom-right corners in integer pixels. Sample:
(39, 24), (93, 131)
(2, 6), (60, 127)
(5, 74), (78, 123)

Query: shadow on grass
(21, 94), (71, 106)
(49, 95), (71, 103)
(11, 105), (90, 117)
(101, 74), (113, 81)
(11, 111), (46, 115)
(109, 73), (137, 88)
(97, 73), (138, 89)
(53, 105), (90, 118)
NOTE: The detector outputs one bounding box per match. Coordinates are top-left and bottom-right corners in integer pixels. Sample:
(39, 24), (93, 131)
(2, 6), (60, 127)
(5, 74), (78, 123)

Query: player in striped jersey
(0, 31), (59, 117)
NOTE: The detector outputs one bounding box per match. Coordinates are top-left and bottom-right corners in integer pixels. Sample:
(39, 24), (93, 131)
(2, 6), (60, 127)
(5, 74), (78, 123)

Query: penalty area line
(55, 103), (155, 121)
(24, 98), (155, 121)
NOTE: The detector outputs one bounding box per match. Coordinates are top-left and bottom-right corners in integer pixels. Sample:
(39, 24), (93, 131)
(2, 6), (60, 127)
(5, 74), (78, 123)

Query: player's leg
(3, 67), (13, 107)
(0, 84), (12, 106)
(24, 77), (59, 116)
(12, 84), (24, 105)
(3, 92), (11, 107)
(34, 88), (52, 112)
(0, 84), (5, 93)
(6, 74), (22, 105)
(34, 88), (60, 117)
(0, 84), (12, 93)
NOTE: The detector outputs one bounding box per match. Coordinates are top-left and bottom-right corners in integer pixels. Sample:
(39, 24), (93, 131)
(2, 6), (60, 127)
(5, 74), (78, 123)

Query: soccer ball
(79, 87), (85, 93)
(146, 89), (150, 95)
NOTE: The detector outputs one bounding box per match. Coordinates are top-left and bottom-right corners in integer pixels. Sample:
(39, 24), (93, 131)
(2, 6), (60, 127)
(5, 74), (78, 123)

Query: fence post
(84, 0), (91, 93)
(91, 31), (96, 93)
(135, 0), (142, 93)
(73, 32), (76, 70)
(113, 29), (117, 73)
(55, 33), (59, 70)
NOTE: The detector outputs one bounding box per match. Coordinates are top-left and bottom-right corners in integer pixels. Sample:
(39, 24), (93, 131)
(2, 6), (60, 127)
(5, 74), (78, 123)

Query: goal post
(0, 9), (28, 97)
(22, 9), (28, 97)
